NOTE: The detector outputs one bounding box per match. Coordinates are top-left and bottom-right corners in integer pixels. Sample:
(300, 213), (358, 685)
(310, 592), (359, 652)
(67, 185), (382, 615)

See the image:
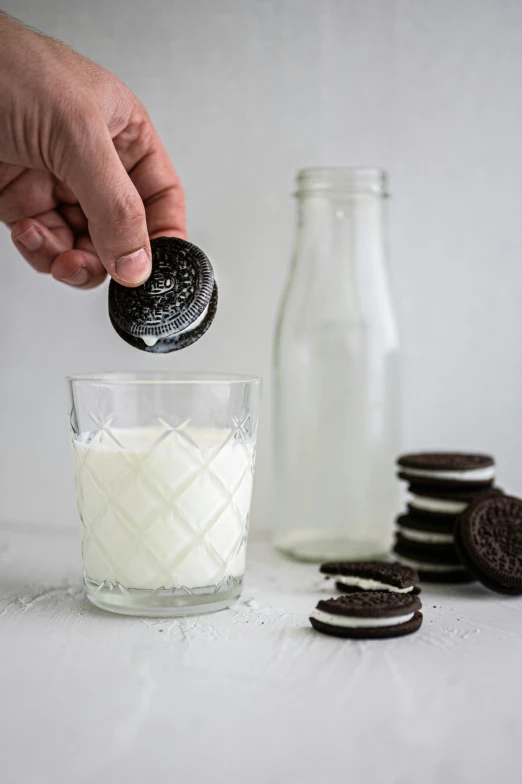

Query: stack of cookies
(309, 458), (522, 639)
(393, 452), (501, 582)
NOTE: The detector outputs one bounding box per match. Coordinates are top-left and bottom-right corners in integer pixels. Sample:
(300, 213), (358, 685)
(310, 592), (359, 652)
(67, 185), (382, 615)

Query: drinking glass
(67, 372), (261, 617)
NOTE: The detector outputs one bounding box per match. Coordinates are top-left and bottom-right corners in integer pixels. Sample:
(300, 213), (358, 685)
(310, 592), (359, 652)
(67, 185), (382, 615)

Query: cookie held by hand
(109, 237), (218, 352)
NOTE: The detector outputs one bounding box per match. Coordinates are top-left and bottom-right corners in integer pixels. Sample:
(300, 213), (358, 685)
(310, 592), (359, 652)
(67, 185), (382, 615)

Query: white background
(1, 0), (522, 530)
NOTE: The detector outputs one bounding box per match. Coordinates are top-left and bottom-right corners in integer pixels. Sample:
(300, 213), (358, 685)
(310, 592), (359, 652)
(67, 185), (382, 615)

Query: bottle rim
(296, 167), (388, 196)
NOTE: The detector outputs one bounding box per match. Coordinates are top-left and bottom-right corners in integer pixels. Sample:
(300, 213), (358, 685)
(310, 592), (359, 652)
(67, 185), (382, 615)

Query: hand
(0, 13), (186, 289)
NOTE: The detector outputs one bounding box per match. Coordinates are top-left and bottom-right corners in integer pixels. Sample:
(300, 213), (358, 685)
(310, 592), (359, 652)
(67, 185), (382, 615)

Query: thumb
(60, 120), (151, 286)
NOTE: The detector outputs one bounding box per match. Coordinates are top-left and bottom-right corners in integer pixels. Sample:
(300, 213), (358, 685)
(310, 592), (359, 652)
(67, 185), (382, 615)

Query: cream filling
(142, 335), (159, 346)
(141, 304), (209, 346)
(409, 494), (467, 514)
(397, 527), (454, 545)
(396, 555), (466, 572)
(310, 608), (415, 628)
(401, 465), (495, 482)
(329, 575), (414, 593)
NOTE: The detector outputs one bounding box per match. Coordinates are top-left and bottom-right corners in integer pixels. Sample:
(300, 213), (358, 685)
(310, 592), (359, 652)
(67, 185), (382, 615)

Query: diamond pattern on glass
(72, 415), (255, 592)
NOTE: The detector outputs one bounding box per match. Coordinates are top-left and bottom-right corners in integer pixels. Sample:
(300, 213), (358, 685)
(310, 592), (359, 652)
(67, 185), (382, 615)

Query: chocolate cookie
(395, 536), (460, 562)
(407, 484), (503, 520)
(320, 561), (419, 594)
(310, 592), (423, 639)
(455, 495), (522, 595)
(394, 539), (473, 583)
(396, 513), (454, 545)
(109, 237), (218, 352)
(397, 452), (495, 488)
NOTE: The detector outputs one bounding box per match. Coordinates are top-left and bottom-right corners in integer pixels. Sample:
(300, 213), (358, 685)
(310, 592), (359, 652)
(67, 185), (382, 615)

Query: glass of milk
(67, 372), (261, 617)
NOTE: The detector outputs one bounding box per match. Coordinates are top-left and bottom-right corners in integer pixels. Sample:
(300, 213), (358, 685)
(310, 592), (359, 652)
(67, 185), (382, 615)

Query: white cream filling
(141, 304), (209, 346)
(409, 494), (467, 514)
(142, 335), (159, 346)
(396, 555), (466, 572)
(401, 465), (495, 482)
(310, 608), (415, 629)
(397, 527), (454, 545)
(331, 575), (414, 593)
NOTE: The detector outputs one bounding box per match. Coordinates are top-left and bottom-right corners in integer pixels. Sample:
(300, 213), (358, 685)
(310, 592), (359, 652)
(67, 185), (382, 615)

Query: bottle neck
(293, 169), (389, 278)
(295, 191), (388, 278)
(291, 189), (392, 328)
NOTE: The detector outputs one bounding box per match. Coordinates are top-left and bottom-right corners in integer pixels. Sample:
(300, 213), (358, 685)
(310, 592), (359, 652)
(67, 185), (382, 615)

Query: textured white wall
(1, 0), (522, 530)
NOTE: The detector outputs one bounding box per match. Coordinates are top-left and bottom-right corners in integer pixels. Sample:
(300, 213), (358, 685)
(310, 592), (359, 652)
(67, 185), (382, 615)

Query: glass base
(84, 575), (243, 617)
(275, 531), (391, 563)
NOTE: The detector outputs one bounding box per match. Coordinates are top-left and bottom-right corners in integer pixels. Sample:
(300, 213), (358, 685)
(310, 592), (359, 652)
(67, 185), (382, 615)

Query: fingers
(4, 108), (186, 291)
(2, 169), (102, 288)
(58, 204), (88, 233)
(60, 119), (152, 287)
(11, 211), (106, 288)
(11, 212), (74, 274)
(51, 236), (107, 289)
(0, 168), (57, 225)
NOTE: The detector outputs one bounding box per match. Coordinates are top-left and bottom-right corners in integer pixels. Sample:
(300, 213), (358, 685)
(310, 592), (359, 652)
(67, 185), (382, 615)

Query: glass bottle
(273, 168), (401, 561)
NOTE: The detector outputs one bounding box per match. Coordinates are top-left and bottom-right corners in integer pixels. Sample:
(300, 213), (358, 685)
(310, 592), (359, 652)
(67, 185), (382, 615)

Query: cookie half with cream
(320, 561), (420, 595)
(397, 452), (495, 489)
(310, 592), (423, 639)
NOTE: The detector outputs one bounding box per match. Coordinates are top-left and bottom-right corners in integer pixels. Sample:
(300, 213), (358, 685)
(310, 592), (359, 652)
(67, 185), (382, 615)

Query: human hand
(0, 13), (186, 289)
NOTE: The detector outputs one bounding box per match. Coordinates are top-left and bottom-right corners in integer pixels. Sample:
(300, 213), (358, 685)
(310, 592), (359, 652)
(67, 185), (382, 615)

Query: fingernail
(15, 225), (43, 252)
(59, 267), (90, 287)
(114, 248), (151, 285)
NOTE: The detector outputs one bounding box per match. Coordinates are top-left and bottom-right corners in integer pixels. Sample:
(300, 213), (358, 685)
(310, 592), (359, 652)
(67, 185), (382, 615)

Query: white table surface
(1, 521), (521, 784)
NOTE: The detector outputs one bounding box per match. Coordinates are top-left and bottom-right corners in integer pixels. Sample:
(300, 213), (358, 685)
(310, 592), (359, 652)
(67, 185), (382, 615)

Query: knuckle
(113, 101), (155, 159)
(48, 93), (101, 176)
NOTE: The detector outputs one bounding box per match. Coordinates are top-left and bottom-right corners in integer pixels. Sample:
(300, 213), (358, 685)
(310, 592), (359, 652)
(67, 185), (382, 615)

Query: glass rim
(66, 371), (262, 386)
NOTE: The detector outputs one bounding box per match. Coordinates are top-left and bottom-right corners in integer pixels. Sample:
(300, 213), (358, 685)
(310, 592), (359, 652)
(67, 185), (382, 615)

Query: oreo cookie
(394, 538), (473, 583)
(397, 452), (495, 489)
(320, 561), (420, 594)
(407, 484), (503, 520)
(109, 237), (218, 352)
(310, 592), (423, 639)
(396, 513), (454, 545)
(455, 495), (522, 595)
